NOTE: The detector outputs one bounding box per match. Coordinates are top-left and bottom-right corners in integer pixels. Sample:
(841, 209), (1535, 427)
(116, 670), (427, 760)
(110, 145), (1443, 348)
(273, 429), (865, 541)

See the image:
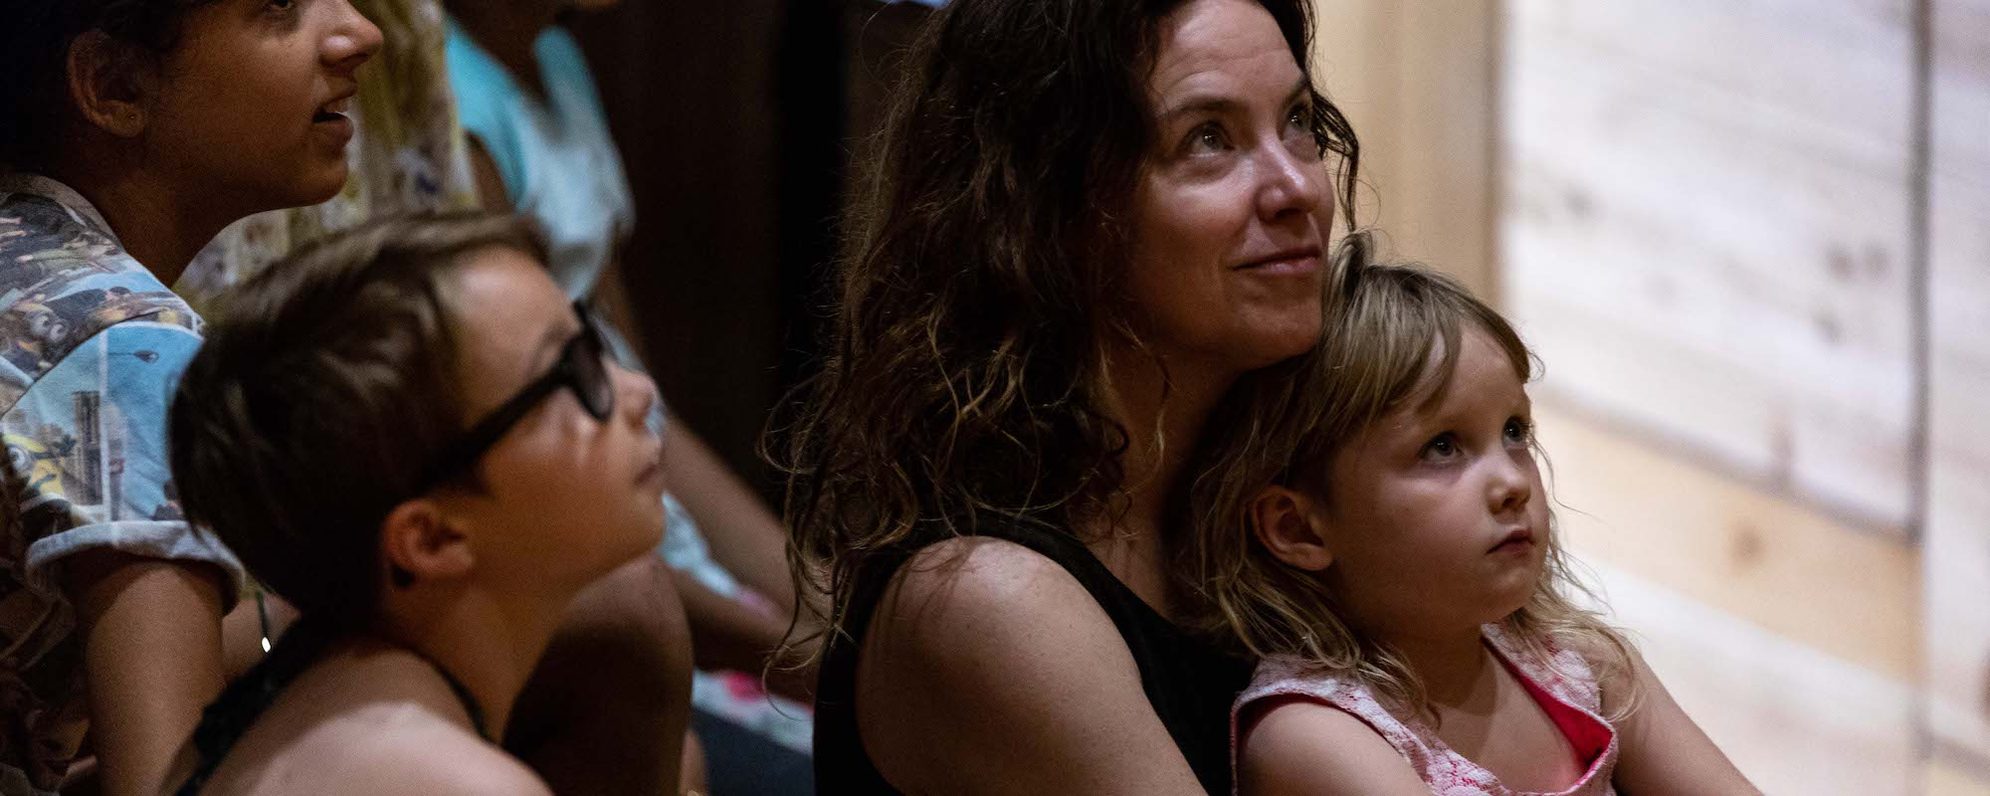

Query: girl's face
(1123, 0), (1333, 377)
(440, 249), (667, 590)
(143, 0), (381, 214)
(1308, 328), (1549, 640)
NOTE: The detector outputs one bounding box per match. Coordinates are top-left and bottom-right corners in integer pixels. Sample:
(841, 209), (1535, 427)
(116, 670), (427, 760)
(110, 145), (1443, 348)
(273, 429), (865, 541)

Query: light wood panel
(1925, 0), (1990, 768)
(1311, 1), (1498, 298)
(1924, 750), (1990, 795)
(1500, 0), (1920, 530)
(1582, 563), (1917, 794)
(1535, 404), (1918, 681)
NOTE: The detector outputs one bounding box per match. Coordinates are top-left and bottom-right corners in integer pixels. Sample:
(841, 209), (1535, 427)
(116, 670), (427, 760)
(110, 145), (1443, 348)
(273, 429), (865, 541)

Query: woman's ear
(1249, 485), (1333, 571)
(379, 500), (475, 588)
(65, 30), (158, 138)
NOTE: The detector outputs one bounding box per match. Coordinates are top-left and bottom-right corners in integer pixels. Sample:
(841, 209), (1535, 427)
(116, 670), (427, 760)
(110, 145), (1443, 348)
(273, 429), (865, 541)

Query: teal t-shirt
(445, 20), (634, 300)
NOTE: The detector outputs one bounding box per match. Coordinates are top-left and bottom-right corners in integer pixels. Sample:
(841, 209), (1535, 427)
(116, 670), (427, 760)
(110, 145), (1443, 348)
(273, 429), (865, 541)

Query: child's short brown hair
(170, 212), (546, 627)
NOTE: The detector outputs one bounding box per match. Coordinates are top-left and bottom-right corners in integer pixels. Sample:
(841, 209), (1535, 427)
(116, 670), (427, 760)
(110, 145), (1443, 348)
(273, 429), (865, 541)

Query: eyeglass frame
(413, 300), (616, 492)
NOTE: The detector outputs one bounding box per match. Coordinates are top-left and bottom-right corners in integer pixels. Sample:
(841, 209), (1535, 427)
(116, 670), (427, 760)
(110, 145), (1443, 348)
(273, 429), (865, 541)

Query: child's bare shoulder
(210, 703), (549, 796)
(1238, 699), (1428, 795)
(344, 716), (548, 796)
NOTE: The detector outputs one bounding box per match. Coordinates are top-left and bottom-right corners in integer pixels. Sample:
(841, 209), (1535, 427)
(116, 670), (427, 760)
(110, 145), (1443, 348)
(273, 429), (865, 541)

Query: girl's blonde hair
(1180, 232), (1638, 719)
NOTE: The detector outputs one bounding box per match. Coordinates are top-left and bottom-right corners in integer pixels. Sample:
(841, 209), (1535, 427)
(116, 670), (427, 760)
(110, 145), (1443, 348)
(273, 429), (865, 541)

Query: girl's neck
(48, 160), (232, 285)
(448, 3), (561, 97)
(1381, 625), (1495, 708)
(1090, 342), (1236, 617)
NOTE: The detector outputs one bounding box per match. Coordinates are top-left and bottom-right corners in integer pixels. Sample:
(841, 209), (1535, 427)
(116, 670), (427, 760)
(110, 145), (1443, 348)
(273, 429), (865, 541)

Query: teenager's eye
(1420, 433), (1460, 461)
(1183, 122), (1231, 156)
(1504, 417), (1533, 445)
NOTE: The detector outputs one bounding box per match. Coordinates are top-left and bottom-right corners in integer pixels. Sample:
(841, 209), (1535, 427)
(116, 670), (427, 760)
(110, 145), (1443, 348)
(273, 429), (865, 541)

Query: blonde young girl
(1188, 237), (1758, 795)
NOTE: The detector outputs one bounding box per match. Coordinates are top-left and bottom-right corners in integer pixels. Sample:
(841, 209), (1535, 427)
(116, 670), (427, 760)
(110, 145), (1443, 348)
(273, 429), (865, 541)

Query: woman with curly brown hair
(780, 0), (1357, 791)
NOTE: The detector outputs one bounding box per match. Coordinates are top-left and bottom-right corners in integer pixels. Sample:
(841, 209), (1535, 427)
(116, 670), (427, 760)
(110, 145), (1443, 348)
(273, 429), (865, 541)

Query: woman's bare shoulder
(866, 533), (1127, 696)
(855, 534), (1205, 793)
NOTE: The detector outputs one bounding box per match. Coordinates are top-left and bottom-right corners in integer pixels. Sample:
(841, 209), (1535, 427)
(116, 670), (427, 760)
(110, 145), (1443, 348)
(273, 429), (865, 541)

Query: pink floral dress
(1234, 625), (1619, 795)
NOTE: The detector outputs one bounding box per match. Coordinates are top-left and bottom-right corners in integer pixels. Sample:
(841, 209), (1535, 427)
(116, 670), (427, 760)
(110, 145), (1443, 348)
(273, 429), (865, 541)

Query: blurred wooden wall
(1314, 1), (1990, 793)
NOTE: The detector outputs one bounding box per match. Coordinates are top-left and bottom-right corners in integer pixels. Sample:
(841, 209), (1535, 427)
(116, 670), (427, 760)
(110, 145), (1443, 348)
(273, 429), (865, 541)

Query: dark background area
(568, 0), (931, 502)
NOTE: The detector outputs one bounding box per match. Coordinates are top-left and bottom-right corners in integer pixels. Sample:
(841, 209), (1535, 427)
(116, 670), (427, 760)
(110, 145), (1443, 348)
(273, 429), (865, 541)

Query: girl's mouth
(1488, 528), (1535, 555)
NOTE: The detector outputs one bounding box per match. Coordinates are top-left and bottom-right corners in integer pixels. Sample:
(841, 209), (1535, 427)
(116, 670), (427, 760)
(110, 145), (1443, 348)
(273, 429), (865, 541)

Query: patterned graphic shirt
(0, 175), (242, 795)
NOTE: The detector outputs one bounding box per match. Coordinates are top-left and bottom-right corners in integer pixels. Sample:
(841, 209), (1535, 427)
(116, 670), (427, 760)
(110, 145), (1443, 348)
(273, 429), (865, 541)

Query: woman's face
(1124, 0), (1333, 377)
(441, 248), (668, 589)
(143, 0), (381, 214)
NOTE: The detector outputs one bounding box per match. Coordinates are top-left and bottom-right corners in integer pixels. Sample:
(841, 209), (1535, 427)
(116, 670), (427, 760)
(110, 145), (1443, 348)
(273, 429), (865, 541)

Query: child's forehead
(1400, 330), (1530, 419)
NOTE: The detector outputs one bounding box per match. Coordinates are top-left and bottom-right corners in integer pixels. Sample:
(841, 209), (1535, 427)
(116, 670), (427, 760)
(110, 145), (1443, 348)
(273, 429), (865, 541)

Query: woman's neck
(49, 160), (230, 285)
(448, 3), (561, 97)
(1089, 343), (1236, 617)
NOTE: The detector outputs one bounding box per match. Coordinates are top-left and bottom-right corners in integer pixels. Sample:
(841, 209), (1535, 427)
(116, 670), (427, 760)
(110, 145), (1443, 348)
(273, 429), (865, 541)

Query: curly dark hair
(778, 0), (1359, 647)
(0, 0), (219, 169)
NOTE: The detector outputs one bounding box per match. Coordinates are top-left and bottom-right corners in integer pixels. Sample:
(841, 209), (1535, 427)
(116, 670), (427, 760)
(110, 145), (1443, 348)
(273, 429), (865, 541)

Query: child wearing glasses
(166, 213), (674, 794)
(1184, 238), (1756, 794)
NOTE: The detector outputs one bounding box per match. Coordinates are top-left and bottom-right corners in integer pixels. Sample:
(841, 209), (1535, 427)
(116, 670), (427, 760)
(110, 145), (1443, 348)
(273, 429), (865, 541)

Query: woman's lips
(1233, 247), (1323, 277)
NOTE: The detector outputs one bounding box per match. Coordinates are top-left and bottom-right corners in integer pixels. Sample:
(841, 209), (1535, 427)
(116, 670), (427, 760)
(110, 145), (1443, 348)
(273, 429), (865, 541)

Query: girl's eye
(1504, 417), (1533, 444)
(1420, 433), (1460, 461)
(1184, 123), (1230, 155)
(265, 0), (298, 13)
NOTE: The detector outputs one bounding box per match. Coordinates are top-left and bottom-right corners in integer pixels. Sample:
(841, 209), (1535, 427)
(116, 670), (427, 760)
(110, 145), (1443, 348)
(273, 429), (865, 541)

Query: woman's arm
(1607, 647), (1759, 795)
(856, 536), (1202, 795)
(1238, 699), (1429, 796)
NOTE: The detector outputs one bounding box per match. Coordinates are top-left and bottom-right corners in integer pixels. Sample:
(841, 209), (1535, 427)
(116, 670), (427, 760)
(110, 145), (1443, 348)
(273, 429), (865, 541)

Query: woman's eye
(1504, 417), (1533, 444)
(1184, 123), (1230, 155)
(1285, 105), (1310, 132)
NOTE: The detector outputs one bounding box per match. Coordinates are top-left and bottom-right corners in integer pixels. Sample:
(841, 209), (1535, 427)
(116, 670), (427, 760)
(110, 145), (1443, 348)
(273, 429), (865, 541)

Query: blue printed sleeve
(3, 321), (243, 601)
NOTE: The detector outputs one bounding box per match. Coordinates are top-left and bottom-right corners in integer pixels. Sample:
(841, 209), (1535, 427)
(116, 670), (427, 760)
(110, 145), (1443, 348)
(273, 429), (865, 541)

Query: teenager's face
(443, 248), (667, 589)
(1122, 0), (1333, 378)
(144, 0), (381, 213)
(1310, 329), (1549, 641)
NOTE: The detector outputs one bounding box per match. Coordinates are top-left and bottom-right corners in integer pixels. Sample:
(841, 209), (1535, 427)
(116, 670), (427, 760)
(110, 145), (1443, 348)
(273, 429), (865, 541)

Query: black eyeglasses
(416, 301), (615, 490)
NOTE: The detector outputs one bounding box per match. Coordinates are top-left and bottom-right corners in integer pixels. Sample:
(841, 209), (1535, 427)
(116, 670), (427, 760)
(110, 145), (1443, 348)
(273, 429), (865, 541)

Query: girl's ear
(65, 30), (159, 139)
(1249, 485), (1333, 571)
(378, 500), (474, 589)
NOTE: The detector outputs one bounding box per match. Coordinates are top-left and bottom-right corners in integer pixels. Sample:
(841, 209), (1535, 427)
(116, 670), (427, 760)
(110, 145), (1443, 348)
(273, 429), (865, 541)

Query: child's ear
(379, 500), (474, 588)
(65, 31), (159, 139)
(1249, 485), (1333, 571)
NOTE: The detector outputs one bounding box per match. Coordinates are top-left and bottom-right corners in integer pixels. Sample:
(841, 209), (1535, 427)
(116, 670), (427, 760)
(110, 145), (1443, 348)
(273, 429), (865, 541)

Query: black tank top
(812, 522), (1251, 794)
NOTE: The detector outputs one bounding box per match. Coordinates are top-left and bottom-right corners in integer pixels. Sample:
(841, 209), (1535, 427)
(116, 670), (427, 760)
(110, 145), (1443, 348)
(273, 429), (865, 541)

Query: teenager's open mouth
(313, 96), (353, 124)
